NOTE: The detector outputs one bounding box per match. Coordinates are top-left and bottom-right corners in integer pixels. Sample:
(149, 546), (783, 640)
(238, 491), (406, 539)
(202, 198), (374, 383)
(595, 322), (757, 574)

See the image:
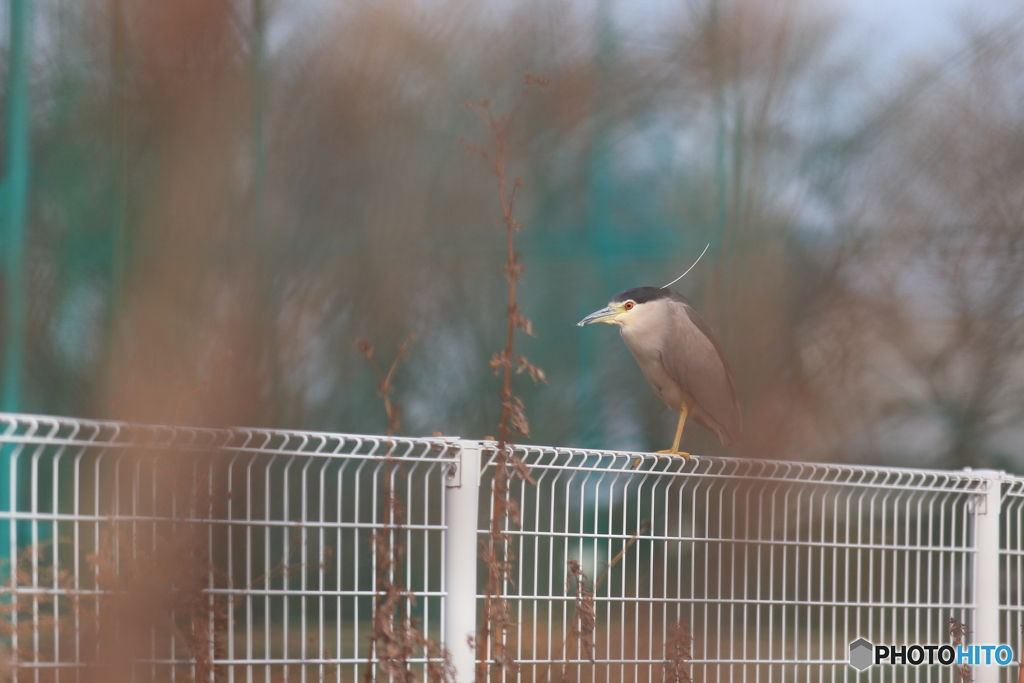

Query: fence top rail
(489, 442), (1006, 492)
(997, 473), (1024, 497)
(0, 412), (1014, 490)
(0, 412), (460, 462)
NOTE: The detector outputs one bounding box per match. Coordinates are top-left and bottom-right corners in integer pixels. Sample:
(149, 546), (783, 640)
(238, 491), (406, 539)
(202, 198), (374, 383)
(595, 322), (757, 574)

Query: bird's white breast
(618, 299), (689, 408)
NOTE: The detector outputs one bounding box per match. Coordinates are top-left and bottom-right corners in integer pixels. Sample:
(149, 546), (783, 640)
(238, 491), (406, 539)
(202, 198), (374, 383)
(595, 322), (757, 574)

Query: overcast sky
(842, 0), (1024, 66)
(611, 0), (1024, 65)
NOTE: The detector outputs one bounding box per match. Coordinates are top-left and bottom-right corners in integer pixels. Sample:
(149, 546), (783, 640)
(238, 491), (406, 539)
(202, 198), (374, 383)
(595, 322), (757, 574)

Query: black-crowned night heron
(578, 286), (741, 459)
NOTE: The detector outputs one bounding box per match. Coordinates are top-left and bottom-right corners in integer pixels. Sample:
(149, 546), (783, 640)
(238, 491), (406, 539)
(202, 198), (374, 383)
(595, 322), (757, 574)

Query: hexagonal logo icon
(849, 638), (874, 671)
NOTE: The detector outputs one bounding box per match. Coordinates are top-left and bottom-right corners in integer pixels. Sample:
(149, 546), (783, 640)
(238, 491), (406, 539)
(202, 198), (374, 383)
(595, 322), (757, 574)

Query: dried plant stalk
(358, 336), (454, 683)
(363, 491), (454, 683)
(0, 542), (73, 679)
(463, 74), (547, 682)
(566, 560), (597, 664)
(663, 619), (693, 683)
(948, 617), (972, 682)
(537, 523), (649, 683)
(357, 334), (415, 438)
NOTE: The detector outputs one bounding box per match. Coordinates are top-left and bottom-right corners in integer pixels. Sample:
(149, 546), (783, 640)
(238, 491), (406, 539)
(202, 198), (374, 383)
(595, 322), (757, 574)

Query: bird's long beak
(577, 306), (618, 326)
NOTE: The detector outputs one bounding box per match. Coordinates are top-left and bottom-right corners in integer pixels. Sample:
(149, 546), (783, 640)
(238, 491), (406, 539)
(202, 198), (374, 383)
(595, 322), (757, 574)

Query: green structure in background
(2, 0), (35, 566)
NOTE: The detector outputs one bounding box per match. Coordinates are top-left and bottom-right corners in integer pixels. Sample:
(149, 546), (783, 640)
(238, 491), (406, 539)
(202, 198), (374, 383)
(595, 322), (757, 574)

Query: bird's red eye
(624, 301), (635, 311)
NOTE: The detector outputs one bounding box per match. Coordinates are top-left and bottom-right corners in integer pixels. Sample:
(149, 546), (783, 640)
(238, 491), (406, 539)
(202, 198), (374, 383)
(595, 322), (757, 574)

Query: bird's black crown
(611, 287), (681, 305)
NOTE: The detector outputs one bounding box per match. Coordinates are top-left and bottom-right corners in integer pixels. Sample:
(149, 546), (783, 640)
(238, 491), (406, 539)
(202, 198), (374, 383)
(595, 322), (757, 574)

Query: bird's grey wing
(661, 300), (742, 446)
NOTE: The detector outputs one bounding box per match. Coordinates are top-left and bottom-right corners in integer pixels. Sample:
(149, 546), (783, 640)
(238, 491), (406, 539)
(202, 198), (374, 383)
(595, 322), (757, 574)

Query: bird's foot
(631, 451), (690, 469)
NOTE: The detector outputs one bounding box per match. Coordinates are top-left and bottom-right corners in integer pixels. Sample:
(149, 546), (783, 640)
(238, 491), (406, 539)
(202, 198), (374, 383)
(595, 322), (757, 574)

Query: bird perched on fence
(578, 280), (741, 460)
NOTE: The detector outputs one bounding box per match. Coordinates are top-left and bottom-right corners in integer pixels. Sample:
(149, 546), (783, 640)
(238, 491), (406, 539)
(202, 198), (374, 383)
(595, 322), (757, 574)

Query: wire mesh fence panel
(488, 446), (992, 683)
(0, 414), (1017, 683)
(0, 414), (454, 683)
(1000, 478), (1024, 683)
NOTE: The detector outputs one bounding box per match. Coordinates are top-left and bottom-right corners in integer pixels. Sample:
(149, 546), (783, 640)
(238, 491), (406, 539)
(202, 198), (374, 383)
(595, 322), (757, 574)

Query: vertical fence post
(971, 468), (1002, 683)
(445, 440), (480, 683)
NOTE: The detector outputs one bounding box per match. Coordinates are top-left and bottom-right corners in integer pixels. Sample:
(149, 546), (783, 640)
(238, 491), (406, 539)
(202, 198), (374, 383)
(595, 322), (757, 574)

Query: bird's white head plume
(661, 243), (710, 289)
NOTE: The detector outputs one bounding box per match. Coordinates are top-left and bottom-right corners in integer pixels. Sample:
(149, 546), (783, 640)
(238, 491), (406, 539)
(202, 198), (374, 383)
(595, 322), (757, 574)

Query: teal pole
(2, 0), (35, 569)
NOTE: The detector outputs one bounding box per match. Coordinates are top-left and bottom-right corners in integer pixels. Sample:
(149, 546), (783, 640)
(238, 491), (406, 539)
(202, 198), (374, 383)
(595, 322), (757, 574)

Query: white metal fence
(0, 413), (1020, 682)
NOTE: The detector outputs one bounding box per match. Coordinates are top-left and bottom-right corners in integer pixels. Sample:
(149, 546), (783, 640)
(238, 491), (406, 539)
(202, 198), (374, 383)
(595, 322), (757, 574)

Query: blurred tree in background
(4, 0), (1024, 470)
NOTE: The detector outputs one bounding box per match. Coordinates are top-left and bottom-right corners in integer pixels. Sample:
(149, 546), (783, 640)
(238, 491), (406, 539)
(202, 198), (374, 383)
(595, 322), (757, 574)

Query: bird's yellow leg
(657, 404), (690, 460)
(633, 405), (691, 468)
